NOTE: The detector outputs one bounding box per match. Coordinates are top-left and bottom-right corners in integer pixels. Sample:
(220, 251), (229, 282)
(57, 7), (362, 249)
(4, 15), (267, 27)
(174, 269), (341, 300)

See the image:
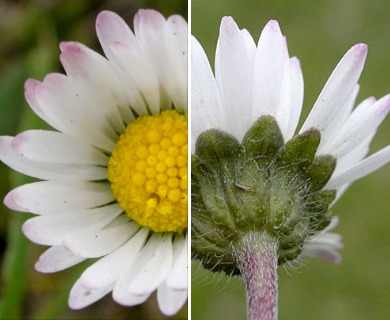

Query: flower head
(192, 17), (390, 272)
(0, 9), (187, 316)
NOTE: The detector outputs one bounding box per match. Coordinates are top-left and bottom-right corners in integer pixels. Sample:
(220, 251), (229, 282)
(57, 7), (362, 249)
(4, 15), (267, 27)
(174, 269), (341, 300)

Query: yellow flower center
(107, 110), (188, 233)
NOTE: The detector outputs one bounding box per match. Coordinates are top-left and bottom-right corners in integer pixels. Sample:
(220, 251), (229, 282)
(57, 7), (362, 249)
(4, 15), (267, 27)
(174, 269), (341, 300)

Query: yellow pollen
(108, 110), (188, 233)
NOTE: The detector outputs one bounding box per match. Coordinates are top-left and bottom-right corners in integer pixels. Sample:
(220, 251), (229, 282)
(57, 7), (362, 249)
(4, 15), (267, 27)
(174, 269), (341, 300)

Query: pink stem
(233, 232), (278, 320)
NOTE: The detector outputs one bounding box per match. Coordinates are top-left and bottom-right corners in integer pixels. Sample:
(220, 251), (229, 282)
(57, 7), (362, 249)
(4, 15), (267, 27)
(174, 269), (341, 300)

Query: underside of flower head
(192, 116), (337, 274)
(191, 16), (390, 275)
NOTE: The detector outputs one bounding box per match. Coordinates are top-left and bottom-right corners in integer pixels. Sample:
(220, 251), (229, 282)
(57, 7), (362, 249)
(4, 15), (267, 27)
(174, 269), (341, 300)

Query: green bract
(192, 116), (337, 275)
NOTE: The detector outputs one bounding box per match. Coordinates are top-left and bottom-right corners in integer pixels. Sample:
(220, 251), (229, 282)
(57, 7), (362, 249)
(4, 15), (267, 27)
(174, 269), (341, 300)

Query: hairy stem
(233, 232), (279, 320)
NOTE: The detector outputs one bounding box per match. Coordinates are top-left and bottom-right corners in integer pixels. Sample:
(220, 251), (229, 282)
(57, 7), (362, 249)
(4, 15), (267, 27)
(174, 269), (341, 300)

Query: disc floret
(108, 110), (188, 233)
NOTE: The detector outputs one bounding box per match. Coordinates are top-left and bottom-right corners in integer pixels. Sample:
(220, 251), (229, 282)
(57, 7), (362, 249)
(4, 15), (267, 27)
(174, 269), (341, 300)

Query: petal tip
(34, 258), (49, 273)
(21, 219), (32, 237)
(350, 43), (368, 60)
(24, 78), (40, 107)
(221, 16), (234, 23)
(96, 10), (122, 31)
(3, 190), (18, 211)
(290, 56), (301, 66)
(96, 10), (114, 22)
(11, 133), (26, 154)
(220, 16), (239, 35)
(59, 41), (81, 54)
(265, 19), (281, 31)
(382, 95), (390, 114)
(135, 8), (163, 24)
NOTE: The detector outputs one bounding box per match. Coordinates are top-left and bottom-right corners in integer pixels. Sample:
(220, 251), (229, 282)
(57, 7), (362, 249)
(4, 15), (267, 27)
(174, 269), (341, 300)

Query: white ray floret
(0, 9), (188, 316)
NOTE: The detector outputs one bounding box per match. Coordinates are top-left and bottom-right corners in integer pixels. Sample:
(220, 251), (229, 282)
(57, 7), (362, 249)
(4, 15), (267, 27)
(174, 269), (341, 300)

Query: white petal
(303, 242), (343, 265)
(63, 218), (138, 258)
(4, 181), (112, 214)
(114, 291), (151, 307)
(275, 38), (293, 140)
(326, 145), (390, 189)
(240, 28), (256, 57)
(35, 73), (116, 151)
(284, 57), (304, 140)
(128, 233), (173, 295)
(301, 43), (368, 132)
(80, 228), (149, 289)
(112, 233), (162, 305)
(134, 9), (186, 111)
(166, 234), (187, 290)
(24, 79), (51, 124)
(191, 36), (226, 150)
(333, 132), (374, 176)
(157, 281), (188, 317)
(0, 137), (107, 182)
(59, 42), (127, 133)
(12, 130), (108, 165)
(327, 95), (390, 158)
(108, 42), (160, 115)
(215, 16), (254, 142)
(35, 245), (85, 273)
(95, 10), (137, 59)
(251, 20), (288, 130)
(166, 14), (188, 74)
(317, 85), (361, 153)
(22, 204), (123, 246)
(68, 280), (113, 310)
(302, 217), (343, 264)
(164, 14), (188, 112)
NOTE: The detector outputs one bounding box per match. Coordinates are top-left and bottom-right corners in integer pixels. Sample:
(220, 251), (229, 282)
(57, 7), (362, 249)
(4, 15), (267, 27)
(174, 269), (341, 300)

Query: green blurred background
(0, 0), (187, 319)
(192, 0), (390, 319)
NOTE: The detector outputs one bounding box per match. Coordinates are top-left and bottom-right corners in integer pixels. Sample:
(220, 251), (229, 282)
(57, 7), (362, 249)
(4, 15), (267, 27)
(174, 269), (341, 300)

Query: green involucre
(191, 115), (336, 275)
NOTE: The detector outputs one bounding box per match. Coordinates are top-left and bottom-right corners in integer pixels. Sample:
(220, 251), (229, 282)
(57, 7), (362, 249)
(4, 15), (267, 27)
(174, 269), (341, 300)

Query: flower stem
(233, 232), (279, 320)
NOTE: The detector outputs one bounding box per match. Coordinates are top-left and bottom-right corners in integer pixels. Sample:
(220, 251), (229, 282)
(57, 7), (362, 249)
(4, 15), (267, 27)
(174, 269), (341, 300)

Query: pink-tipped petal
(59, 42), (129, 133)
(68, 280), (113, 310)
(35, 73), (116, 151)
(24, 79), (51, 124)
(4, 181), (112, 215)
(252, 20), (290, 135)
(79, 228), (149, 290)
(301, 43), (368, 133)
(22, 204), (122, 246)
(62, 218), (137, 258)
(35, 245), (85, 273)
(215, 16), (254, 142)
(191, 36), (227, 150)
(12, 130), (108, 165)
(96, 10), (136, 59)
(317, 84), (360, 153)
(0, 136), (107, 181)
(134, 9), (166, 37)
(134, 9), (187, 112)
(166, 235), (187, 290)
(302, 217), (343, 264)
(326, 145), (390, 189)
(128, 233), (173, 295)
(329, 95), (390, 158)
(157, 281), (188, 317)
(284, 57), (304, 140)
(112, 233), (163, 304)
(109, 41), (160, 115)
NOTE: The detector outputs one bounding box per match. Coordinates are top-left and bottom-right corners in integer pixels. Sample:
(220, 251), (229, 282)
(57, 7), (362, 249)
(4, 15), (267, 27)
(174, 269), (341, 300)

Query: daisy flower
(192, 16), (389, 319)
(0, 9), (188, 316)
